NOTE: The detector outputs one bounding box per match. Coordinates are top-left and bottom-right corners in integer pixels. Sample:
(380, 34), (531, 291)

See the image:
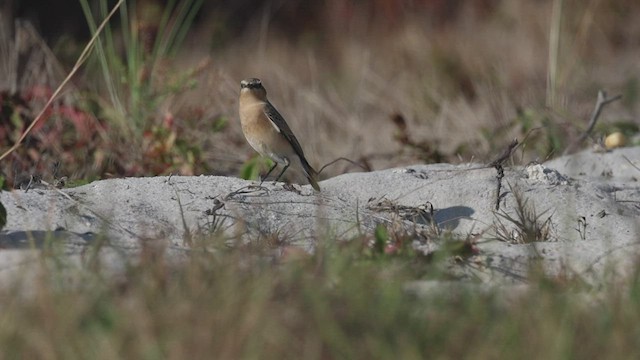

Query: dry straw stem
(0, 0), (124, 162)
(546, 0), (563, 107)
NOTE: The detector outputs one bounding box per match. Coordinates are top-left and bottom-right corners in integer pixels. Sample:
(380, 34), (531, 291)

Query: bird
(238, 78), (321, 191)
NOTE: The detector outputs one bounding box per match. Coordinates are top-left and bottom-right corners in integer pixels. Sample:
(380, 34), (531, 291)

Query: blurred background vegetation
(1, 0), (639, 188)
(1, 2), (640, 357)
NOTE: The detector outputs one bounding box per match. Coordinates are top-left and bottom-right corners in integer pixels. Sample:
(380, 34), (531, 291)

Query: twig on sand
(489, 139), (518, 211)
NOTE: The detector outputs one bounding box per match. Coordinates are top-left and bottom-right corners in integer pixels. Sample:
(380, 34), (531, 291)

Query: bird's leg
(260, 161), (279, 186)
(273, 158), (290, 185)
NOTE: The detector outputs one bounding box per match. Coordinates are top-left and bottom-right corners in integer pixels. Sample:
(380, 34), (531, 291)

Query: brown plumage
(238, 78), (320, 191)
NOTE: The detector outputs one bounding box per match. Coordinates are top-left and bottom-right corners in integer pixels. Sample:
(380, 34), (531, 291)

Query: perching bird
(238, 78), (320, 191)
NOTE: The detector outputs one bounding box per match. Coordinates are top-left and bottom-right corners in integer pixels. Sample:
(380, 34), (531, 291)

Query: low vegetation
(0, 234), (639, 358)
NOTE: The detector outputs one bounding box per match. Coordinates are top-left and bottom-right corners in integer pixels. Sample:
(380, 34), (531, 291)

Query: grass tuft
(493, 186), (554, 244)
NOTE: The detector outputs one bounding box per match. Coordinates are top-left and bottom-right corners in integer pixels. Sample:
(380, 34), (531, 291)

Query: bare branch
(488, 138), (519, 167)
(318, 157), (368, 175)
(563, 90), (622, 155)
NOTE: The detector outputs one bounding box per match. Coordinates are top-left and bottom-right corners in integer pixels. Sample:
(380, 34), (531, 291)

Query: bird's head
(240, 78), (267, 99)
(240, 78), (264, 90)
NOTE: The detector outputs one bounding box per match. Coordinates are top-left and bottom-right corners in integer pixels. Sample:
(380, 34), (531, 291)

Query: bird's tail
(301, 159), (321, 192)
(307, 171), (320, 192)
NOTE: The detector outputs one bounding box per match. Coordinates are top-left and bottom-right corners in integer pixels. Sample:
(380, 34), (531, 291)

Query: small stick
(622, 155), (640, 173)
(488, 138), (519, 167)
(494, 164), (504, 211)
(318, 157), (368, 175)
(563, 90), (622, 155)
(489, 139), (518, 211)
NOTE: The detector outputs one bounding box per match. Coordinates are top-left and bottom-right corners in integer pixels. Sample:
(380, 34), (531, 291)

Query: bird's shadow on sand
(433, 206), (476, 230)
(0, 230), (96, 250)
(399, 205), (475, 230)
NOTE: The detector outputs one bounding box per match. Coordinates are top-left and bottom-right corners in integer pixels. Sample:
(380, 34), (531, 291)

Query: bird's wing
(263, 101), (307, 159)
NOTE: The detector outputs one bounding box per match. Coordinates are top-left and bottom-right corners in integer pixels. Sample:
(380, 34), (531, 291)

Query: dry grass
(179, 0), (640, 182)
(1, 1), (639, 186)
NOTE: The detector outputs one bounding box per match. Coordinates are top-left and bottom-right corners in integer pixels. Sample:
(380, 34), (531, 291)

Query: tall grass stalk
(79, 0), (203, 138)
(0, 0), (123, 162)
(547, 0), (563, 107)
